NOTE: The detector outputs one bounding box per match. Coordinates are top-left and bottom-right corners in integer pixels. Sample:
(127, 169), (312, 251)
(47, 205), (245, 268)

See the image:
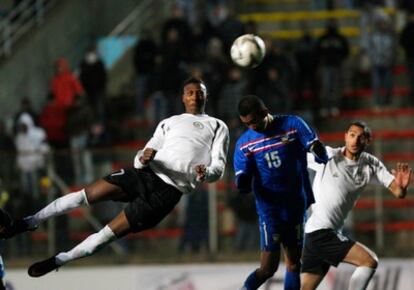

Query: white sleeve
(133, 119), (167, 169)
(204, 120), (230, 183)
(370, 155), (394, 188)
(307, 152), (318, 171)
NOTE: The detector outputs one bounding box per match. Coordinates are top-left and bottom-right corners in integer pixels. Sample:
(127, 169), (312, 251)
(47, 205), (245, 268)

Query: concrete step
(320, 108), (414, 132)
(236, 6), (397, 55)
(240, 0), (311, 13)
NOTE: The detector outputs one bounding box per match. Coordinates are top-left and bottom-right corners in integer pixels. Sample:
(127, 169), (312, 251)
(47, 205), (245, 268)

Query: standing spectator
(39, 94), (68, 148)
(50, 58), (84, 109)
(0, 120), (14, 185)
(133, 29), (158, 118)
(13, 97), (38, 135)
(215, 3), (245, 52)
(79, 46), (107, 122)
(178, 187), (209, 254)
(188, 15), (215, 63)
(294, 28), (319, 119)
(66, 95), (94, 185)
(14, 113), (49, 201)
(217, 66), (247, 123)
(203, 37), (230, 115)
(367, 16), (396, 109)
(400, 13), (414, 104)
(316, 20), (349, 117)
(252, 40), (296, 114)
(161, 5), (191, 50)
(160, 27), (188, 114)
(229, 192), (258, 252)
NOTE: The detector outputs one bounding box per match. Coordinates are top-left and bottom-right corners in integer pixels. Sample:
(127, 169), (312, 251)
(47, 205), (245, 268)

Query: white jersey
(305, 146), (394, 233)
(134, 113), (229, 194)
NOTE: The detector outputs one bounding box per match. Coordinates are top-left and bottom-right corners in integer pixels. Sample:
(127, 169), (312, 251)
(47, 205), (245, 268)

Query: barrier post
(374, 139), (384, 251)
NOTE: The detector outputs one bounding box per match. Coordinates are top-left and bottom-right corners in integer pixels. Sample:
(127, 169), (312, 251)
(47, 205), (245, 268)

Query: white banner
(5, 259), (414, 290)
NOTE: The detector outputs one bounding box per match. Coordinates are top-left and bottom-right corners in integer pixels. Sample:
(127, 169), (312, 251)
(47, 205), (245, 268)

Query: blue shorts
(259, 216), (305, 252)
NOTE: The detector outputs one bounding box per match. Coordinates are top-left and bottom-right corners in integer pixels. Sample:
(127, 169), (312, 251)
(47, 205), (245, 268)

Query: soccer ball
(230, 34), (266, 68)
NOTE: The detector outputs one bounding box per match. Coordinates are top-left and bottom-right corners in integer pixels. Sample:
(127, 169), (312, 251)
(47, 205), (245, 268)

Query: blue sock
(243, 270), (262, 290)
(0, 255), (4, 279)
(284, 270), (300, 290)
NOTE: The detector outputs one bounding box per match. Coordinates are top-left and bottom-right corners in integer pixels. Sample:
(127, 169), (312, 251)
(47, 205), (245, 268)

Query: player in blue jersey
(234, 95), (328, 290)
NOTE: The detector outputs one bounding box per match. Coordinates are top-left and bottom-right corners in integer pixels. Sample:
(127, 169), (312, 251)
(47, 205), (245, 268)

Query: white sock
(55, 225), (116, 265)
(25, 189), (89, 227)
(348, 266), (376, 290)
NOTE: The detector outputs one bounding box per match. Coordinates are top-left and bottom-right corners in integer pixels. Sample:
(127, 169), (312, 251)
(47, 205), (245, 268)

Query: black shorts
(103, 167), (182, 232)
(301, 229), (355, 274)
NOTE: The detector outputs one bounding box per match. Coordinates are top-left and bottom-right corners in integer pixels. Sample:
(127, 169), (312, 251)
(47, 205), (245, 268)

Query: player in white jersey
(301, 121), (411, 290)
(0, 77), (230, 277)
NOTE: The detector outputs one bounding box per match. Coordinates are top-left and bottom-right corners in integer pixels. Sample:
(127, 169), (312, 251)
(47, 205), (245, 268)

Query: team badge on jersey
(281, 134), (290, 144)
(193, 121), (204, 129)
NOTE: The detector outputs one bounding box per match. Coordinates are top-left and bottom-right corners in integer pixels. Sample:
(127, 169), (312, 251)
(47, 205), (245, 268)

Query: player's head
(182, 77), (207, 115)
(344, 121), (372, 156)
(238, 95), (269, 132)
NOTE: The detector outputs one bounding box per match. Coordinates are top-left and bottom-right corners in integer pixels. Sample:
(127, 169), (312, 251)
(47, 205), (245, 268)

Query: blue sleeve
(233, 138), (253, 194)
(290, 116), (318, 151)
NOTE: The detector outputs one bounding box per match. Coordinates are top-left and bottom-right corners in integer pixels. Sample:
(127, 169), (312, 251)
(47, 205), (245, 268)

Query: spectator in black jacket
(133, 30), (159, 118)
(400, 13), (414, 103)
(316, 20), (349, 117)
(79, 46), (107, 122)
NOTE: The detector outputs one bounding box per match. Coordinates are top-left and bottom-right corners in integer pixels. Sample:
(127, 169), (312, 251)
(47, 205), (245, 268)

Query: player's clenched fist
(139, 148), (157, 165)
(194, 164), (206, 182)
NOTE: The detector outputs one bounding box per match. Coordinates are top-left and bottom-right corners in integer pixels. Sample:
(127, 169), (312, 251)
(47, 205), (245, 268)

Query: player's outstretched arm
(389, 162), (412, 198)
(198, 120), (229, 183)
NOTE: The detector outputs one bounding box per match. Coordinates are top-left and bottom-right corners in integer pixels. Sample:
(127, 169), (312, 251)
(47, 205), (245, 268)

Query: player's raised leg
(0, 179), (125, 239)
(27, 210), (131, 277)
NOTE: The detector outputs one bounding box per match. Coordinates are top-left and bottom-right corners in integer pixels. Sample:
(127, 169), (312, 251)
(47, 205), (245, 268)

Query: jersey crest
(193, 121), (204, 129)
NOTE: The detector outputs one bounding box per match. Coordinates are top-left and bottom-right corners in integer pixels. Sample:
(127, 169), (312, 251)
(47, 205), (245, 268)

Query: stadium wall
(6, 259), (414, 290)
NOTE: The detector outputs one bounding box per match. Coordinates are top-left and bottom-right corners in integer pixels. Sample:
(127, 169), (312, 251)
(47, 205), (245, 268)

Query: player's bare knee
(360, 253), (378, 268)
(368, 255), (378, 269)
(286, 262), (301, 273)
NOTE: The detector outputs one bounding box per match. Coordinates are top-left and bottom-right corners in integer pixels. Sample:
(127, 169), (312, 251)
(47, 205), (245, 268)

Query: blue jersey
(234, 115), (317, 221)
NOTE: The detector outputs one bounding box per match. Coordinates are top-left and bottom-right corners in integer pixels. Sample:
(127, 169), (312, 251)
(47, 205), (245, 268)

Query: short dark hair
(348, 121), (372, 141)
(183, 77), (205, 88)
(238, 95), (267, 117)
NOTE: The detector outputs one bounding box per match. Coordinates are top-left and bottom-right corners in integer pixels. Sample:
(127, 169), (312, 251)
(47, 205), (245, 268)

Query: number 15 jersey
(234, 115), (318, 216)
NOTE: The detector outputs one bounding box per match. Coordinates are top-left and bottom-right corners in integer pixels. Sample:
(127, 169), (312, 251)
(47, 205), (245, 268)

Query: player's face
(182, 82), (207, 114)
(344, 125), (368, 157)
(240, 110), (268, 132)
